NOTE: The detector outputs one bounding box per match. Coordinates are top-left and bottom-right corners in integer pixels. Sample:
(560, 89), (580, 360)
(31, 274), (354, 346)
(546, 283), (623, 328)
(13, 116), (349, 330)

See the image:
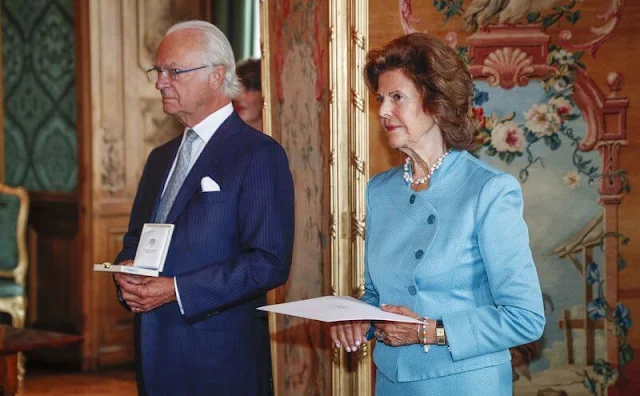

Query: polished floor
(17, 367), (137, 396)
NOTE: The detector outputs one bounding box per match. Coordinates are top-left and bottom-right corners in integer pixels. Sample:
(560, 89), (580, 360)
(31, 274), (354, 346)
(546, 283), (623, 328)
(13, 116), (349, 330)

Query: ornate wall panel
(81, 0), (202, 370)
(364, 0), (637, 394)
(1, 0), (76, 191)
(266, 0), (331, 395)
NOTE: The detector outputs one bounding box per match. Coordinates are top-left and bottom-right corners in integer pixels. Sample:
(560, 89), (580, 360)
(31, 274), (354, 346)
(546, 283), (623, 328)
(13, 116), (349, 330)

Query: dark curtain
(211, 0), (257, 61)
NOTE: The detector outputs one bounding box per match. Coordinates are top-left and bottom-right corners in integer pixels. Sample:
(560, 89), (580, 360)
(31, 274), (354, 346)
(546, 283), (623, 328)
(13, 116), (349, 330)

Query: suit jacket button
(409, 194), (416, 204)
(415, 250), (424, 259)
(427, 214), (436, 224)
(408, 286), (417, 295)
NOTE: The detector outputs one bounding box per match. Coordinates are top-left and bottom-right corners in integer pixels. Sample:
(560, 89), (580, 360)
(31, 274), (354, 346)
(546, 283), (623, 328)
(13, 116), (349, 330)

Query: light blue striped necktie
(155, 129), (199, 223)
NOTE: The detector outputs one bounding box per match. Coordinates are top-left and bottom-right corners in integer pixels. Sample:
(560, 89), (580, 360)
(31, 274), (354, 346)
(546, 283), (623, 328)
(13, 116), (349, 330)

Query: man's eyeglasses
(146, 65), (211, 83)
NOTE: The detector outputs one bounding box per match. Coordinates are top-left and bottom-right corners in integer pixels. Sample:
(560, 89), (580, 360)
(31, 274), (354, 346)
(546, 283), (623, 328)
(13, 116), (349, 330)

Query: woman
(233, 58), (263, 131)
(329, 33), (545, 395)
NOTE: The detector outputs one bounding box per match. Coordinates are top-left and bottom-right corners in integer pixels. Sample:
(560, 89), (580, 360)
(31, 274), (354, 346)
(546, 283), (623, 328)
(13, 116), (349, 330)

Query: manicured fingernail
(346, 347), (351, 352)
(363, 336), (368, 343)
(355, 340), (361, 347)
(381, 304), (387, 307)
(335, 342), (341, 349)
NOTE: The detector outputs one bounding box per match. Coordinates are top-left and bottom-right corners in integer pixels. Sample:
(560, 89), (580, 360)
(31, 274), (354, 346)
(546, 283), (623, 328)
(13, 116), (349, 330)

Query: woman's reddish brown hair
(364, 33), (476, 150)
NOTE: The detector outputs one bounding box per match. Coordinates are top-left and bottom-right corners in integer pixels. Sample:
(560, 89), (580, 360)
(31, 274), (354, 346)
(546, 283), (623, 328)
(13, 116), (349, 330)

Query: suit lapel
(164, 113), (242, 224)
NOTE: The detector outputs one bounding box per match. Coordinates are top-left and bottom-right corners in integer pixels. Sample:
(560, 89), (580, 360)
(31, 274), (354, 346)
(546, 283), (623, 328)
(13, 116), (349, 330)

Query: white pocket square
(201, 176), (221, 192)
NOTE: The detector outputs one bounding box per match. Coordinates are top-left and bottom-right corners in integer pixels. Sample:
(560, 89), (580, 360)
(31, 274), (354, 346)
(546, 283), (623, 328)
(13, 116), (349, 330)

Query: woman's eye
(392, 94), (402, 101)
(375, 96), (384, 103)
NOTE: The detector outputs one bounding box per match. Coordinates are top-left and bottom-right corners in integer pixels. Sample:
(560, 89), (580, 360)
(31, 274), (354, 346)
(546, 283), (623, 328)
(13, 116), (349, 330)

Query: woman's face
(233, 86), (263, 126)
(376, 69), (438, 151)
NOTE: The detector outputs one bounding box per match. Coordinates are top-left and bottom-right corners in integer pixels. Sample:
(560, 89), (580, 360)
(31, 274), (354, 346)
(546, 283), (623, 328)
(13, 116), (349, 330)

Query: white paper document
(257, 296), (423, 324)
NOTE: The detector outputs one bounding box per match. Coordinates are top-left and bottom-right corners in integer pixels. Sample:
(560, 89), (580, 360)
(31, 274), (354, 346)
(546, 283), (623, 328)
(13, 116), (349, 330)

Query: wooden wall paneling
(84, 0), (128, 371)
(77, 0), (96, 371)
(26, 191), (81, 364)
(81, 0), (205, 371)
(94, 218), (132, 367)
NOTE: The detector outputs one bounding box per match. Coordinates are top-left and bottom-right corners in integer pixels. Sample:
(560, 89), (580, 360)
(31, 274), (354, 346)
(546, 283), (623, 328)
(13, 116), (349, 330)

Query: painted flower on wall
(548, 96), (573, 117)
(587, 297), (608, 320)
(563, 170), (582, 188)
(525, 103), (562, 136)
(551, 48), (576, 66)
(472, 107), (487, 129)
(491, 121), (525, 153)
(586, 262), (600, 285)
(614, 303), (632, 336)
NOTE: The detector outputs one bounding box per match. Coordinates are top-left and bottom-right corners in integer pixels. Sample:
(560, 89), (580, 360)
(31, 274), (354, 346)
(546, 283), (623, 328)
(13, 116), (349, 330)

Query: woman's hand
(374, 305), (422, 347)
(330, 321), (370, 352)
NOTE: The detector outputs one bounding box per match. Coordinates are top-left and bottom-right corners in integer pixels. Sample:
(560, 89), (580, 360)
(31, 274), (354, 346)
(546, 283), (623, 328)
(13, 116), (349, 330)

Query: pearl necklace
(403, 150), (451, 185)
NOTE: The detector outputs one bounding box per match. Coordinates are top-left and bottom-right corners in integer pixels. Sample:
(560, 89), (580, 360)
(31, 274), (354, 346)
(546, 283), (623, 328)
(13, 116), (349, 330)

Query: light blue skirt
(376, 362), (512, 395)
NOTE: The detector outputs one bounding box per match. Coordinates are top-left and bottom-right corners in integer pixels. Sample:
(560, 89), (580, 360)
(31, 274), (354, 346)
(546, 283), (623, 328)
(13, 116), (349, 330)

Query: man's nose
(155, 75), (171, 90)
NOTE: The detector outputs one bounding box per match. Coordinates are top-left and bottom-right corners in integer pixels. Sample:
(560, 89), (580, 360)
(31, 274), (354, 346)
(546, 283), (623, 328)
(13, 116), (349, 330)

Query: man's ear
(209, 66), (226, 91)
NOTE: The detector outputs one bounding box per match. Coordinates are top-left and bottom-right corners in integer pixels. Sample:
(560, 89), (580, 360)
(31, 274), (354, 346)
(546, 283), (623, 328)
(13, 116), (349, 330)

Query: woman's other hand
(330, 321), (370, 352)
(375, 305), (422, 347)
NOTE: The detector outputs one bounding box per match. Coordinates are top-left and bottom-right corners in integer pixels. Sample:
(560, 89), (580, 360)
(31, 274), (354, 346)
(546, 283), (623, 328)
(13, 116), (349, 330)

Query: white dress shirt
(163, 103), (234, 314)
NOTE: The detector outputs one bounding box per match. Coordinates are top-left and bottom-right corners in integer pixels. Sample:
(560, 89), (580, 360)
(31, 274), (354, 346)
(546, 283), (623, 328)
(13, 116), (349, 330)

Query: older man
(113, 20), (294, 395)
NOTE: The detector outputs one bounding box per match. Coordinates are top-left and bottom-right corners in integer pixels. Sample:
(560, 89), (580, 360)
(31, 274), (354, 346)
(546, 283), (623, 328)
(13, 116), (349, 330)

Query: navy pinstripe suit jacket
(115, 112), (294, 395)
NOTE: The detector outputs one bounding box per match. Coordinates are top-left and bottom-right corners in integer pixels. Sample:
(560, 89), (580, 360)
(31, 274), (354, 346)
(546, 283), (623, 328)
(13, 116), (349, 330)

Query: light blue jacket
(363, 150), (545, 383)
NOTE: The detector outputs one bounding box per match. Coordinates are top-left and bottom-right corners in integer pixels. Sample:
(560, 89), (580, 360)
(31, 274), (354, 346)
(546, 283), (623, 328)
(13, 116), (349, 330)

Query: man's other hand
(118, 273), (177, 313)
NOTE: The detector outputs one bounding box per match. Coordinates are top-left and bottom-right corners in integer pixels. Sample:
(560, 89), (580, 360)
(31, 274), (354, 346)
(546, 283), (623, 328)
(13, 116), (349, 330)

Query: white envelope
(201, 176), (221, 192)
(258, 296), (423, 324)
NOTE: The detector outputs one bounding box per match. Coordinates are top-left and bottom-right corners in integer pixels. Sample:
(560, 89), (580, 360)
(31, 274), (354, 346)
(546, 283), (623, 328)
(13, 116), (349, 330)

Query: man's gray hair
(167, 20), (241, 98)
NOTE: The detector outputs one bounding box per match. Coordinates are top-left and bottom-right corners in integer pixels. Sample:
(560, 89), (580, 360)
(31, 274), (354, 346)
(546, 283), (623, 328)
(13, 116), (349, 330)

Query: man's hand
(113, 260), (149, 287)
(115, 261), (177, 313)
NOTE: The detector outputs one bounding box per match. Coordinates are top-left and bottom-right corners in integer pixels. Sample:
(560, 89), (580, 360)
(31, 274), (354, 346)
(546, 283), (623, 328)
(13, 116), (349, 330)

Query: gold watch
(436, 319), (447, 345)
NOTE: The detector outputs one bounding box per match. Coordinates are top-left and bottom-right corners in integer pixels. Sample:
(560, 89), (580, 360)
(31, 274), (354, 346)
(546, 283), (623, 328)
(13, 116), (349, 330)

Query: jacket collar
(151, 112), (243, 223)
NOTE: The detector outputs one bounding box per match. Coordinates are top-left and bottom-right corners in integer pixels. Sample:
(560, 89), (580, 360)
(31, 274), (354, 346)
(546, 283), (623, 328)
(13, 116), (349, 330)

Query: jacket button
(427, 214), (436, 224)
(415, 250), (424, 259)
(409, 194), (416, 204)
(408, 286), (417, 295)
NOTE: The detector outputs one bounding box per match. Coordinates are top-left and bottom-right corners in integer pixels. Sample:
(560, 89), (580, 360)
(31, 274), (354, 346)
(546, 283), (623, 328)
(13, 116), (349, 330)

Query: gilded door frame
(260, 0), (371, 394)
(328, 0), (372, 395)
(258, 1), (281, 395)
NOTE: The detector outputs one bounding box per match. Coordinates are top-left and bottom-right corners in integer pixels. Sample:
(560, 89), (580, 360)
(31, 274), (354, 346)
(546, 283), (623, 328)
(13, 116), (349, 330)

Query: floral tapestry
(367, 1), (633, 394)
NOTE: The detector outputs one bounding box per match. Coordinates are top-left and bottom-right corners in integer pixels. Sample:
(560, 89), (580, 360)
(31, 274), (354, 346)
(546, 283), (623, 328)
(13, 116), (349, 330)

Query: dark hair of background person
(236, 58), (261, 91)
(363, 33), (477, 151)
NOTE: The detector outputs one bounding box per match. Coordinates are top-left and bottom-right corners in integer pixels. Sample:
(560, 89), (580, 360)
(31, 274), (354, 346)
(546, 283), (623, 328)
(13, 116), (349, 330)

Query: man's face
(154, 30), (213, 124)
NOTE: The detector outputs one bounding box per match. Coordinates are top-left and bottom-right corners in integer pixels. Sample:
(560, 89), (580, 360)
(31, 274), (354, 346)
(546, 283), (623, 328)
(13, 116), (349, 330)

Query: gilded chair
(0, 183), (29, 380)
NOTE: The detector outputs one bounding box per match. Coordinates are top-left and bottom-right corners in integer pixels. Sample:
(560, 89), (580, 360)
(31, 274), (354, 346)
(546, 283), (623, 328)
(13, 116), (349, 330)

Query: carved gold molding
(329, 0), (351, 392)
(350, 1), (370, 394)
(330, 0), (371, 395)
(260, 1), (280, 396)
(260, 0), (274, 140)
